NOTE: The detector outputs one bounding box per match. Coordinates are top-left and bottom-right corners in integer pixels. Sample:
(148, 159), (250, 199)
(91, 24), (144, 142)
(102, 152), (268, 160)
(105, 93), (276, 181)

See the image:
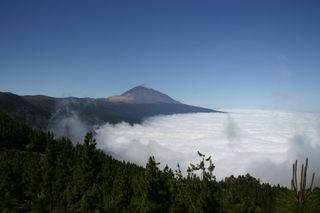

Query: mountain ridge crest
(107, 85), (181, 104)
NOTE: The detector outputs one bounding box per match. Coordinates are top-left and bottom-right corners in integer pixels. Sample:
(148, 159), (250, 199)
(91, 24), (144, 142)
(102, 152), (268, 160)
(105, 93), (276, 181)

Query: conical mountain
(107, 85), (180, 104)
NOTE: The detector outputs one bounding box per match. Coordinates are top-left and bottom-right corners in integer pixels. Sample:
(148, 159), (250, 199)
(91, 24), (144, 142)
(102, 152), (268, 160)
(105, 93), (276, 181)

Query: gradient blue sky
(1, 0), (320, 111)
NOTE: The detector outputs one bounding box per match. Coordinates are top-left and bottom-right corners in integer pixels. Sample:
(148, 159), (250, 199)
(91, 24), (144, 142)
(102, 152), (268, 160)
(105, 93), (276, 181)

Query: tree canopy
(0, 111), (319, 212)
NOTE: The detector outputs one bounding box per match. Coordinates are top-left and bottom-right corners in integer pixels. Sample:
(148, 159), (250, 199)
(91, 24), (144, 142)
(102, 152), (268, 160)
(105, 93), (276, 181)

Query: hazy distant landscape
(2, 87), (320, 187)
(1, 0), (320, 212)
(1, 87), (320, 211)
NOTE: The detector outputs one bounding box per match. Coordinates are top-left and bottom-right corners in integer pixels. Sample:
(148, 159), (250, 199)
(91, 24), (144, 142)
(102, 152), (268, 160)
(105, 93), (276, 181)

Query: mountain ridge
(0, 85), (220, 131)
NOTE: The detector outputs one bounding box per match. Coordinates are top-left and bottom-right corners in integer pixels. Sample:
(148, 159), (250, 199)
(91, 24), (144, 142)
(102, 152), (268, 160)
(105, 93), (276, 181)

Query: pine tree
(132, 156), (171, 212)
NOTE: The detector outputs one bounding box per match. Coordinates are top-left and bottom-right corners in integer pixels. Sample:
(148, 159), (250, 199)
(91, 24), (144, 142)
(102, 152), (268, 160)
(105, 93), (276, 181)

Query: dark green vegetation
(1, 112), (319, 212)
(0, 91), (217, 130)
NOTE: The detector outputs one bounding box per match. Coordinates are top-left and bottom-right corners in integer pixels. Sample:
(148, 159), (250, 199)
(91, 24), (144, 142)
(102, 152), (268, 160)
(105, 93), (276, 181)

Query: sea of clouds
(94, 109), (320, 187)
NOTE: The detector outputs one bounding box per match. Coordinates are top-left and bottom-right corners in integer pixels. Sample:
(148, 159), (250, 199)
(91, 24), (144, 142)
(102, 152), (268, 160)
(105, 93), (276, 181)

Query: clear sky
(1, 0), (320, 111)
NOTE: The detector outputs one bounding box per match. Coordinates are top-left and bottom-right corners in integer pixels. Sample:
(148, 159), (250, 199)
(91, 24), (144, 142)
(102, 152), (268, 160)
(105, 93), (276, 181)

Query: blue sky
(1, 0), (320, 111)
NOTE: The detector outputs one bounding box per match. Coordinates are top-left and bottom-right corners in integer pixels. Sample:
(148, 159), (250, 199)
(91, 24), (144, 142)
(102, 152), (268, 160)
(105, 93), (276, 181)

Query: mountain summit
(107, 85), (181, 104)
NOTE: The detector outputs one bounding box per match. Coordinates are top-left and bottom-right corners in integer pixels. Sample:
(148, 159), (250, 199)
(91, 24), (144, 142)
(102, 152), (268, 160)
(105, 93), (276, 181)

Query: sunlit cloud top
(95, 110), (320, 186)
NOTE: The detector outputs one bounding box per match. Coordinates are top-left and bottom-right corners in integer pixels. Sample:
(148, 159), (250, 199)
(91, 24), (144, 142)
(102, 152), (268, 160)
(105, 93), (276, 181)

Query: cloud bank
(48, 99), (91, 144)
(95, 109), (320, 187)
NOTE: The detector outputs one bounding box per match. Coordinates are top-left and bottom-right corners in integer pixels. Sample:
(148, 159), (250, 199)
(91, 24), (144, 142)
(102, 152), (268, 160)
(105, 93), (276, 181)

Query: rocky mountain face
(107, 85), (180, 104)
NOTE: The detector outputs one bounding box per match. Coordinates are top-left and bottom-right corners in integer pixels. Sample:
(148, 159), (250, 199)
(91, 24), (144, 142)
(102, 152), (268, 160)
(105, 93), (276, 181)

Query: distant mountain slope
(79, 100), (216, 125)
(107, 85), (180, 104)
(0, 86), (220, 129)
(0, 92), (51, 127)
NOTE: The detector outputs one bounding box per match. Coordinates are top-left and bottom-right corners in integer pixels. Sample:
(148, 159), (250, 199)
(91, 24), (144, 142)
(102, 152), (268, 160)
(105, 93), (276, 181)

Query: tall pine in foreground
(131, 156), (172, 212)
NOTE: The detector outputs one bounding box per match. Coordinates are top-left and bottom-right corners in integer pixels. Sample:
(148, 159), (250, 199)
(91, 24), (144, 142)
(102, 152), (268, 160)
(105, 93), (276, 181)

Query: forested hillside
(1, 112), (319, 212)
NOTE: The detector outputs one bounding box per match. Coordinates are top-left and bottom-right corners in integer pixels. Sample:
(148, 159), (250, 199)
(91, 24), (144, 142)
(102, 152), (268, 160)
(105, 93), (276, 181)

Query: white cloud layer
(95, 109), (320, 187)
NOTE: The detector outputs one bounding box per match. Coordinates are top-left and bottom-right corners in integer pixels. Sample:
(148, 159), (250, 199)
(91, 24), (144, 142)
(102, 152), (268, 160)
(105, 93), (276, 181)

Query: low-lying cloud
(48, 99), (91, 144)
(94, 110), (320, 187)
(49, 110), (89, 144)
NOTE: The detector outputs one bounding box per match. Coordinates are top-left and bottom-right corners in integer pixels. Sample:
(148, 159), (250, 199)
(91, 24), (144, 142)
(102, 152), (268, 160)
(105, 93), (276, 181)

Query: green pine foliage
(0, 111), (319, 212)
